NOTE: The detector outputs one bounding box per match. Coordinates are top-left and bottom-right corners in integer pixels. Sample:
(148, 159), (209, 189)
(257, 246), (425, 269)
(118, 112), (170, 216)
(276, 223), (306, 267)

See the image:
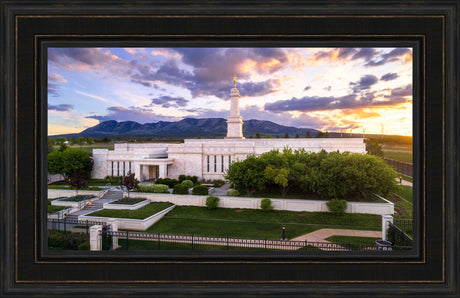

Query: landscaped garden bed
(110, 198), (146, 205)
(59, 195), (94, 202)
(87, 202), (174, 220)
(47, 199), (67, 213)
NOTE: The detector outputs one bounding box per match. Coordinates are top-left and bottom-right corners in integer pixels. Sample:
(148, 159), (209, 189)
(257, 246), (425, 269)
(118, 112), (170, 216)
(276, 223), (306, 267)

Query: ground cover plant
(111, 198), (146, 205)
(47, 199), (67, 213)
(136, 184), (169, 193)
(88, 202), (173, 219)
(48, 230), (89, 250)
(60, 195), (94, 202)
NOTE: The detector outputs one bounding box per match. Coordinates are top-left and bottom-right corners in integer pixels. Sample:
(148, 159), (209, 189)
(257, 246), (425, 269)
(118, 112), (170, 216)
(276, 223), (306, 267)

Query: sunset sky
(48, 47), (412, 136)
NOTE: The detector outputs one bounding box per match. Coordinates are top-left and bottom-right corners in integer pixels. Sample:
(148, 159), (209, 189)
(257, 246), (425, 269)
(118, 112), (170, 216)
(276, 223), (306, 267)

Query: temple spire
(225, 75), (244, 139)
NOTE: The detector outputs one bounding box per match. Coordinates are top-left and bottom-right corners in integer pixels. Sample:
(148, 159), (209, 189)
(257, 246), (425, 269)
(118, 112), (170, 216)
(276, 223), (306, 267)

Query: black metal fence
(106, 231), (411, 252)
(388, 222), (413, 247)
(393, 218), (413, 236)
(384, 158), (413, 177)
(48, 218), (107, 234)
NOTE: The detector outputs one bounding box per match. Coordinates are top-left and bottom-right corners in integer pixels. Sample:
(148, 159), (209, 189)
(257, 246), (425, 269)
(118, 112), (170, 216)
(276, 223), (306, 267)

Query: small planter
(375, 239), (392, 251)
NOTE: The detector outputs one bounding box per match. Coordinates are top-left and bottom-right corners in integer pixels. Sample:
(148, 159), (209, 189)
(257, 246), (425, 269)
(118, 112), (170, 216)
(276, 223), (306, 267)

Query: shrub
(181, 179), (194, 188)
(48, 185), (56, 189)
(178, 175), (198, 184)
(192, 185), (209, 195)
(104, 176), (122, 184)
(212, 179), (225, 188)
(155, 178), (179, 188)
(138, 184), (170, 193)
(260, 198), (274, 212)
(326, 199), (348, 215)
(173, 184), (189, 194)
(205, 196), (219, 209)
(90, 186), (100, 191)
(228, 189), (240, 196)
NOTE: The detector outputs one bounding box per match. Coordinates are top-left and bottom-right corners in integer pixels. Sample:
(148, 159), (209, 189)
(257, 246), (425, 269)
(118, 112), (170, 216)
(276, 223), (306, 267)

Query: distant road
(382, 149), (413, 153)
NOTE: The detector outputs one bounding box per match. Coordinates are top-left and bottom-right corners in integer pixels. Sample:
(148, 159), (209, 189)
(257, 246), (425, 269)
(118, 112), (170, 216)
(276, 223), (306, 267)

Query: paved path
(291, 228), (381, 243)
(395, 178), (412, 187)
(212, 183), (232, 196)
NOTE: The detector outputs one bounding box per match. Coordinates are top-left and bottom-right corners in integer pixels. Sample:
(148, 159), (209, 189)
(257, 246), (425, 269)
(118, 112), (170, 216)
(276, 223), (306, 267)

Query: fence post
(107, 218), (119, 250)
(90, 225), (103, 251)
(63, 216), (67, 232)
(157, 233), (160, 250)
(191, 234), (194, 250)
(382, 214), (394, 241)
(126, 231), (129, 250)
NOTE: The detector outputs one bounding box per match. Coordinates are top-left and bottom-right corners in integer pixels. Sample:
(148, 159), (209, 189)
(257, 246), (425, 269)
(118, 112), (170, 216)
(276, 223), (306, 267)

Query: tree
(76, 136), (85, 146)
(255, 131), (261, 138)
(365, 138), (384, 157)
(48, 148), (93, 181)
(224, 155), (268, 195)
(284, 132), (289, 138)
(55, 137), (67, 145)
(48, 138), (55, 153)
(295, 133), (300, 138)
(58, 143), (68, 152)
(306, 131), (312, 138)
(120, 172), (139, 198)
(68, 171), (88, 195)
(85, 137), (94, 145)
(263, 134), (272, 138)
(316, 131), (325, 138)
(325, 131), (330, 138)
(102, 136), (111, 143)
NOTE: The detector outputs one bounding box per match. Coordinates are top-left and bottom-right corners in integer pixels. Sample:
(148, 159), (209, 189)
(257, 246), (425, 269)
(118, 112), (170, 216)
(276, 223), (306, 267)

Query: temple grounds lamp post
(282, 225), (286, 241)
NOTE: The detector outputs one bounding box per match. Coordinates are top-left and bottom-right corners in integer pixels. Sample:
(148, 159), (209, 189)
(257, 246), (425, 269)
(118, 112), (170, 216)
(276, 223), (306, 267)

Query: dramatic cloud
(365, 48), (411, 67)
(49, 73), (67, 83)
(380, 73), (399, 81)
(349, 74), (379, 93)
(85, 106), (181, 123)
(48, 83), (61, 97)
(48, 73), (67, 97)
(48, 104), (73, 111)
(304, 85), (311, 91)
(150, 96), (189, 108)
(264, 83), (411, 113)
(324, 86), (332, 92)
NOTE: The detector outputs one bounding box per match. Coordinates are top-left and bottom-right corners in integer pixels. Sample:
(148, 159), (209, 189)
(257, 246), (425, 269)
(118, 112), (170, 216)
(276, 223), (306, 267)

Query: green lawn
(396, 174), (413, 183)
(60, 195), (94, 202)
(395, 185), (413, 203)
(47, 199), (66, 213)
(117, 239), (270, 251)
(325, 235), (380, 246)
(388, 185), (413, 219)
(87, 202), (173, 219)
(110, 198), (146, 205)
(384, 151), (413, 163)
(163, 206), (382, 229)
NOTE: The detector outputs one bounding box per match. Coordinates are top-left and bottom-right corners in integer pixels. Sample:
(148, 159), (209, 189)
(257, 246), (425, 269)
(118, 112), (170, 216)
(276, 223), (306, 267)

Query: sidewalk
(395, 178), (412, 187)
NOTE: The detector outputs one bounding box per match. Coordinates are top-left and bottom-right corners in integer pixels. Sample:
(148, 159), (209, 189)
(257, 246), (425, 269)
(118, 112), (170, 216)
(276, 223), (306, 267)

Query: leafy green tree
(306, 131), (312, 138)
(85, 137), (94, 145)
(48, 148), (93, 181)
(58, 143), (68, 152)
(255, 131), (261, 138)
(120, 172), (139, 198)
(48, 138), (55, 153)
(69, 138), (76, 145)
(102, 136), (111, 143)
(365, 138), (384, 157)
(76, 136), (85, 146)
(55, 137), (67, 145)
(224, 155), (268, 195)
(316, 131), (325, 138)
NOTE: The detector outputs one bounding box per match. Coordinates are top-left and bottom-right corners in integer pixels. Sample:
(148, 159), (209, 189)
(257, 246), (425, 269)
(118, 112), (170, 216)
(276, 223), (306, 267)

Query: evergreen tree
(284, 132), (289, 138)
(306, 131), (312, 138)
(295, 133), (300, 138)
(256, 131), (261, 138)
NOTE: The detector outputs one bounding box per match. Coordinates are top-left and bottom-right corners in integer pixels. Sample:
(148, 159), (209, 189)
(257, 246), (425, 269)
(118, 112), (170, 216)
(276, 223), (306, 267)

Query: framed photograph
(1, 1), (458, 296)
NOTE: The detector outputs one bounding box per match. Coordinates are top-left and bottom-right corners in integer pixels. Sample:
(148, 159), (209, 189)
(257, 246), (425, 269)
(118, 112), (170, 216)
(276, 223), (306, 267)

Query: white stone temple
(91, 79), (366, 181)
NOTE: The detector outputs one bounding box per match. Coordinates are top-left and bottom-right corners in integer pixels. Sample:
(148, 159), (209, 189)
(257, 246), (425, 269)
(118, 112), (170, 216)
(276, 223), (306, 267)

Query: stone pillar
(90, 225), (103, 251)
(226, 87), (244, 139)
(134, 163), (141, 182)
(159, 163), (167, 178)
(107, 218), (119, 250)
(381, 215), (394, 241)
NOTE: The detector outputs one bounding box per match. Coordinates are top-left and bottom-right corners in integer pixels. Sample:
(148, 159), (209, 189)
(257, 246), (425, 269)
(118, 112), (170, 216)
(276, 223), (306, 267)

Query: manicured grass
(142, 217), (320, 240)
(395, 185), (413, 203)
(395, 174), (413, 183)
(388, 185), (413, 219)
(325, 235), (381, 246)
(87, 202), (173, 219)
(163, 206), (382, 229)
(47, 199), (66, 213)
(60, 195), (94, 202)
(110, 198), (146, 205)
(117, 239), (267, 251)
(384, 151), (413, 163)
(241, 190), (386, 203)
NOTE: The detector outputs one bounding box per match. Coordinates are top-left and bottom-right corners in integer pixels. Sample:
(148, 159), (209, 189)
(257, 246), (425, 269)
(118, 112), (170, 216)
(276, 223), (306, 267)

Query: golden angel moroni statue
(232, 74), (237, 88)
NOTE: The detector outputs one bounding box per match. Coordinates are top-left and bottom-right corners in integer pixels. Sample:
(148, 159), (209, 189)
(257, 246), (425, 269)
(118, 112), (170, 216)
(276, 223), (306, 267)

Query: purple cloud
(85, 106), (182, 123)
(380, 73), (399, 81)
(48, 104), (73, 111)
(349, 74), (379, 93)
(304, 85), (311, 91)
(150, 96), (189, 108)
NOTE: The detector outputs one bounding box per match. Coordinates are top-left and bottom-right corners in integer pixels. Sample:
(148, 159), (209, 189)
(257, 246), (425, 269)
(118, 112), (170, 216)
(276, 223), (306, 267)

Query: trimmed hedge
(260, 198), (274, 212)
(181, 179), (194, 188)
(326, 199), (348, 215)
(192, 185), (209, 195)
(178, 175), (198, 184)
(228, 189), (240, 196)
(205, 196), (219, 209)
(137, 184), (169, 193)
(48, 230), (89, 250)
(155, 178), (179, 188)
(173, 184), (190, 194)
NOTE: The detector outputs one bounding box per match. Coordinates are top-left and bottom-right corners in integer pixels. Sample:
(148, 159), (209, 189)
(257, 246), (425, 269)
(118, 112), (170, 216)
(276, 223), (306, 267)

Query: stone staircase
(64, 189), (123, 220)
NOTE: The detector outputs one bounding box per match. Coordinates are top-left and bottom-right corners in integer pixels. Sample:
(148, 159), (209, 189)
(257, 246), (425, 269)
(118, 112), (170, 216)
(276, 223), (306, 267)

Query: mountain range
(51, 118), (322, 139)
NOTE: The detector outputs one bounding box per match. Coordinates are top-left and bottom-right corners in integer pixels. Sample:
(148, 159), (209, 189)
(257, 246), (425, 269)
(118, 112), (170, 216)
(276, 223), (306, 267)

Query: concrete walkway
(212, 183), (232, 196)
(291, 228), (381, 244)
(395, 178), (412, 187)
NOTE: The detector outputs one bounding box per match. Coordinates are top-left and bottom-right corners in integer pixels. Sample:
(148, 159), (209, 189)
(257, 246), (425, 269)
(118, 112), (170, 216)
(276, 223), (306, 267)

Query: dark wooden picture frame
(1, 1), (458, 296)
